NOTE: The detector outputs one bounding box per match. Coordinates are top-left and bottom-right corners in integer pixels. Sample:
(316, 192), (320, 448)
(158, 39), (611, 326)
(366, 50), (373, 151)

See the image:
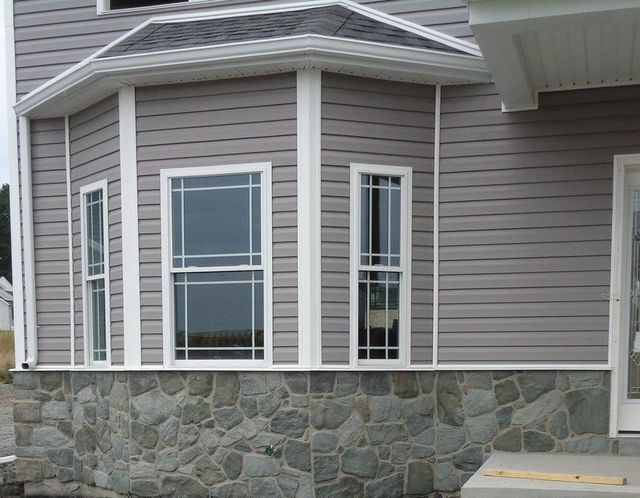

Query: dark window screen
(109, 0), (187, 10)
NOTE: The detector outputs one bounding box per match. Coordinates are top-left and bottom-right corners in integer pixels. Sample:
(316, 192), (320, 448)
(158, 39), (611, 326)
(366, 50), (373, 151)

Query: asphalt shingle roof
(101, 5), (466, 58)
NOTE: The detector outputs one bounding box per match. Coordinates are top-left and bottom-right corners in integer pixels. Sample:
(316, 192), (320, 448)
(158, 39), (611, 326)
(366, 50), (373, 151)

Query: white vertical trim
(118, 87), (142, 368)
(432, 84), (441, 368)
(80, 179), (111, 366)
(296, 69), (322, 368)
(349, 163), (412, 368)
(5, 0), (24, 368)
(19, 117), (37, 368)
(64, 116), (75, 367)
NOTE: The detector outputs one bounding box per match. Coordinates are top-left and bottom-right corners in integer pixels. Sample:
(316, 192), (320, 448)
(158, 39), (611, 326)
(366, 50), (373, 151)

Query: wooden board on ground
(483, 469), (627, 486)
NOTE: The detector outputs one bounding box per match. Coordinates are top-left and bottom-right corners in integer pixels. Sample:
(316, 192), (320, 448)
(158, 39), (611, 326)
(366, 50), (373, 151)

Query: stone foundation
(12, 370), (640, 497)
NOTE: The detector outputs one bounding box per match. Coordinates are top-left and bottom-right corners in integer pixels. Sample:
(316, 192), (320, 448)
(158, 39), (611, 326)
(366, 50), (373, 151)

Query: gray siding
(69, 95), (122, 365)
(31, 118), (71, 365)
(321, 73), (435, 365)
(437, 84), (640, 365)
(135, 73), (298, 364)
(13, 0), (471, 97)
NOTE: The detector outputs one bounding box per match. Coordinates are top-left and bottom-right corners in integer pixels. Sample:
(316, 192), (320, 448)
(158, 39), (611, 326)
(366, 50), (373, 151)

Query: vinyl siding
(69, 95), (122, 365)
(437, 84), (640, 365)
(12, 0), (471, 97)
(31, 118), (71, 365)
(135, 73), (298, 365)
(321, 73), (435, 365)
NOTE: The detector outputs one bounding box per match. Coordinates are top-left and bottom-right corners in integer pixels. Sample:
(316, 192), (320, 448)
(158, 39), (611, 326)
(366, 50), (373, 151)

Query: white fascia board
(16, 35), (490, 118)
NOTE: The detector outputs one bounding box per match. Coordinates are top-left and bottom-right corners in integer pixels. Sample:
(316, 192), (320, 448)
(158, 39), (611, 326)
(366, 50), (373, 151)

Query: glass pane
(371, 186), (389, 263)
(171, 173), (262, 268)
(357, 271), (400, 361)
(90, 278), (106, 362)
(85, 190), (104, 276)
(174, 271), (264, 360)
(390, 189), (401, 257)
(360, 185), (369, 263)
(251, 185), (261, 257)
(628, 190), (640, 399)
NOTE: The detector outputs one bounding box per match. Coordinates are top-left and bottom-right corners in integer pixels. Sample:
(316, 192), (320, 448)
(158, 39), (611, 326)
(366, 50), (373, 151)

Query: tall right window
(351, 164), (411, 366)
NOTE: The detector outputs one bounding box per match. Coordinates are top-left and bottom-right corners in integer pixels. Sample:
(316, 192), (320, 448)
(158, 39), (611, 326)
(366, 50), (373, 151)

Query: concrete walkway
(463, 452), (640, 497)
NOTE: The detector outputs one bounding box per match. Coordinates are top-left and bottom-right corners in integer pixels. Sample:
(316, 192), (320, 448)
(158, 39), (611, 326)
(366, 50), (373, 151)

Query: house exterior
(7, 0), (640, 496)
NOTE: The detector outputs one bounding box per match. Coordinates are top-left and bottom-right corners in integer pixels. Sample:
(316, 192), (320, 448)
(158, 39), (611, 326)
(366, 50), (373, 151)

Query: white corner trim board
(118, 87), (142, 368)
(19, 117), (37, 369)
(296, 69), (322, 368)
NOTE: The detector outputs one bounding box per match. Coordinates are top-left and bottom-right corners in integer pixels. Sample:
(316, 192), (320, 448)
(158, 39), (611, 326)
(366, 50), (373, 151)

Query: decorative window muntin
(81, 181), (110, 365)
(164, 164), (271, 365)
(351, 165), (411, 366)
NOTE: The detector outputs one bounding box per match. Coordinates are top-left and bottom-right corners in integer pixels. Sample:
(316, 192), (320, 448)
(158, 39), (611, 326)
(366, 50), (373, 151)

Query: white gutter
(15, 35), (491, 118)
(5, 0), (25, 367)
(18, 116), (37, 369)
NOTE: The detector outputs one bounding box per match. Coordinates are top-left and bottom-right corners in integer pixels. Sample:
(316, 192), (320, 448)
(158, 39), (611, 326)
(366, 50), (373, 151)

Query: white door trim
(610, 153), (640, 436)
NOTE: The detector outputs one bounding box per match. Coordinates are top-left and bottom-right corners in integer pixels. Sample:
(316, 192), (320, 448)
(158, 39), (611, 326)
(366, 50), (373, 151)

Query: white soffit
(468, 0), (640, 111)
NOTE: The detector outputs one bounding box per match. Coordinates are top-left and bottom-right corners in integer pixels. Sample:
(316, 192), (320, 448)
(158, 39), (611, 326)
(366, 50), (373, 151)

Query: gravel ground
(0, 384), (14, 458)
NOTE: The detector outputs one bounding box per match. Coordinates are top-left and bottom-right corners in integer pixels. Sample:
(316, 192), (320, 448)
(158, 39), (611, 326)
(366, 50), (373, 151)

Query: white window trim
(160, 163), (273, 368)
(97, 0), (222, 15)
(349, 163), (412, 368)
(80, 179), (111, 367)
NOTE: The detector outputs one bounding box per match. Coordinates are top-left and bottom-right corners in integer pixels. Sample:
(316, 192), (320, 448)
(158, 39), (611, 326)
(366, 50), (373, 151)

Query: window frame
(160, 163), (273, 368)
(349, 163), (412, 368)
(80, 179), (111, 367)
(97, 0), (222, 15)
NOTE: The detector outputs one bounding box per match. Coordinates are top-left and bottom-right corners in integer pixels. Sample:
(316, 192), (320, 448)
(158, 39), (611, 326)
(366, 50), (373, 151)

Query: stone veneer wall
(12, 370), (640, 497)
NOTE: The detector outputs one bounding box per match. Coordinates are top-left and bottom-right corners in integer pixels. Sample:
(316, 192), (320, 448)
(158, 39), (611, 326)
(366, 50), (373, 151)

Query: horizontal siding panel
(136, 75), (297, 363)
(321, 73), (434, 365)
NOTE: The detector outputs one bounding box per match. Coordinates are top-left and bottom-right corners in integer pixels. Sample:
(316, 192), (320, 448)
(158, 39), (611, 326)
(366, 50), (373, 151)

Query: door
(617, 166), (640, 432)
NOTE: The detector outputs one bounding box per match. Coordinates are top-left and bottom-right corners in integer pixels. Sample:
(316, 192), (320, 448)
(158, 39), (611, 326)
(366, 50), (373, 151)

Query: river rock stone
(436, 372), (464, 426)
(341, 447), (378, 478)
(565, 388), (609, 434)
(270, 409), (308, 437)
(517, 372), (556, 402)
(407, 461), (433, 495)
(361, 372), (391, 395)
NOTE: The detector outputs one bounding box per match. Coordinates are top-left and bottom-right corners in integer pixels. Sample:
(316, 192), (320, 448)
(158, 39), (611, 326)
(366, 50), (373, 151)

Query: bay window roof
(15, 0), (491, 118)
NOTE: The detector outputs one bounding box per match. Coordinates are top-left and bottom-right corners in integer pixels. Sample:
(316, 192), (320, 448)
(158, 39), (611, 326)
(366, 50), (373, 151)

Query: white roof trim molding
(15, 0), (491, 118)
(468, 0), (640, 112)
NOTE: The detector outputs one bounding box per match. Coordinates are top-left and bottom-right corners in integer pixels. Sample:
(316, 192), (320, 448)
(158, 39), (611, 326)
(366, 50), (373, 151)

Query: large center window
(163, 164), (271, 365)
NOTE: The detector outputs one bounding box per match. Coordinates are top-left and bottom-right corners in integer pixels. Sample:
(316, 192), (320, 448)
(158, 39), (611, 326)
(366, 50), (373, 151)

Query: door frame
(610, 153), (640, 436)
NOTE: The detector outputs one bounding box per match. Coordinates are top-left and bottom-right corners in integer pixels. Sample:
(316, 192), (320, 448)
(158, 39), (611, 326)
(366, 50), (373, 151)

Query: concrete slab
(462, 452), (640, 498)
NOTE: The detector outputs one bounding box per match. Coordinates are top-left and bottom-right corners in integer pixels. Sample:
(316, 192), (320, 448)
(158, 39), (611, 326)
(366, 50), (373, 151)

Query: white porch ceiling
(468, 0), (640, 111)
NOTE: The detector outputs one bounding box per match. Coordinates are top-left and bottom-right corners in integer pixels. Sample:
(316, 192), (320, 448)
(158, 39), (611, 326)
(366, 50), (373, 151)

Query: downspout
(19, 116), (37, 369)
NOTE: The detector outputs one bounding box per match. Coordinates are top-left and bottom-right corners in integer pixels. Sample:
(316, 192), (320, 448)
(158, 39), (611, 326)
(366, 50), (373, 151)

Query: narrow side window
(81, 182), (110, 365)
(351, 166), (411, 366)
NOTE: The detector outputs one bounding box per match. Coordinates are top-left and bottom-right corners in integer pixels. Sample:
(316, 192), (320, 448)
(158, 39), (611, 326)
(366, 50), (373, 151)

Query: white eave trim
(15, 35), (490, 118)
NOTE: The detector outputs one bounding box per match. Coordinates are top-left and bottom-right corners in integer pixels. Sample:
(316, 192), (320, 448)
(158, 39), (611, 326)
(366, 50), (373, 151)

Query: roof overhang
(15, 0), (491, 118)
(468, 0), (640, 111)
